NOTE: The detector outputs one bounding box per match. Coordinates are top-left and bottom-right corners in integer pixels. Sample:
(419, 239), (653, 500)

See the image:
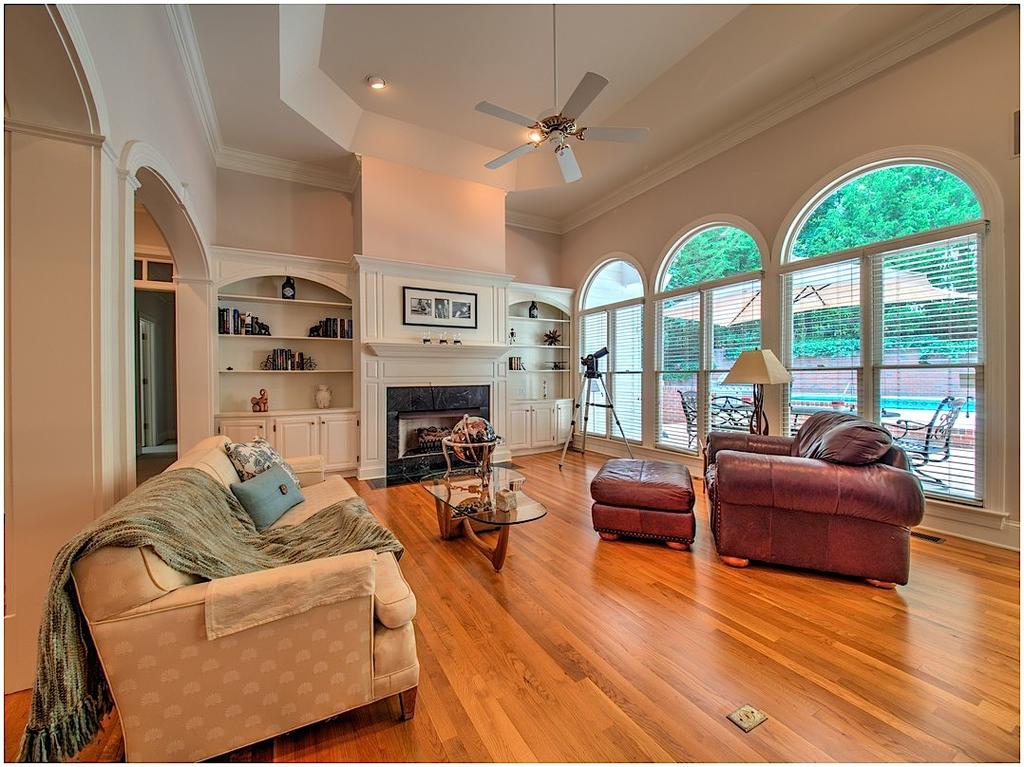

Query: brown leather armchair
(704, 412), (925, 588)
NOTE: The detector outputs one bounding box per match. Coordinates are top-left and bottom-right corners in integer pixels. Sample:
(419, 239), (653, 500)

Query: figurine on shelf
(308, 323), (322, 338)
(543, 328), (562, 346)
(252, 318), (271, 336)
(509, 327), (517, 345)
(281, 276), (296, 300)
(422, 332), (432, 344)
(453, 333), (463, 345)
(302, 356), (318, 371)
(315, 384), (332, 409)
(250, 388), (269, 413)
(439, 332), (449, 345)
(528, 301), (539, 318)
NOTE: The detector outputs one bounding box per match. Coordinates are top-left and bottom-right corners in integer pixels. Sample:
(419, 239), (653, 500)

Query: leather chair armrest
(715, 450), (925, 527)
(704, 432), (793, 470)
(374, 552), (416, 629)
(288, 454), (325, 487)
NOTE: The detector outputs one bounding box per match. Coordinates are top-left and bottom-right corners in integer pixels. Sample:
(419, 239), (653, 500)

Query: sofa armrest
(374, 552), (416, 628)
(715, 450), (924, 527)
(705, 432), (793, 470)
(288, 454), (325, 486)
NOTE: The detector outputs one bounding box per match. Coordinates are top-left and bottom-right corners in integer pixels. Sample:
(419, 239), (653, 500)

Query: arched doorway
(4, 4), (108, 691)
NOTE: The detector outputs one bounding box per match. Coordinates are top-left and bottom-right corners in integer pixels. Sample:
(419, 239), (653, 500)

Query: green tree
(663, 226), (760, 290)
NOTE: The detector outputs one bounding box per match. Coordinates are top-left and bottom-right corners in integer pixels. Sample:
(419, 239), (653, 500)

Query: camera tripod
(558, 364), (634, 469)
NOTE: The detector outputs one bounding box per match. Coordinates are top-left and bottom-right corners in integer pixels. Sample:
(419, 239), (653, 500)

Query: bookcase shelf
(218, 335), (352, 342)
(218, 293), (352, 309)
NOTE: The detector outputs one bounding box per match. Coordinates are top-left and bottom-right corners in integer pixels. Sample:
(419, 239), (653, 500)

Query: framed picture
(402, 286), (478, 329)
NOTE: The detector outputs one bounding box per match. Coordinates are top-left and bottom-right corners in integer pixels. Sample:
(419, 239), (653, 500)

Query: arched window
(782, 161), (984, 502)
(654, 224), (763, 453)
(579, 259), (645, 442)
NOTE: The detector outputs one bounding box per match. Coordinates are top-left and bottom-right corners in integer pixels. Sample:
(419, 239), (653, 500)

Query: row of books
(265, 349), (310, 371)
(218, 308), (270, 336)
(311, 317), (353, 339)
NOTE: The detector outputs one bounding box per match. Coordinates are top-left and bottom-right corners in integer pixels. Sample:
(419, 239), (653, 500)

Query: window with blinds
(872, 233), (981, 502)
(580, 311), (609, 436)
(708, 280), (762, 434)
(611, 303), (643, 442)
(783, 258), (861, 434)
(656, 294), (700, 451)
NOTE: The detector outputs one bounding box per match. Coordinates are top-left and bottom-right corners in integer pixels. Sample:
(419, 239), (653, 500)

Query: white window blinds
(708, 280), (762, 433)
(611, 304), (643, 442)
(872, 233), (982, 502)
(656, 294), (700, 451)
(580, 311), (608, 436)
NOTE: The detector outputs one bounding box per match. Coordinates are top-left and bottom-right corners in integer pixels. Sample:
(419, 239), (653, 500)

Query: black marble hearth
(386, 385), (490, 483)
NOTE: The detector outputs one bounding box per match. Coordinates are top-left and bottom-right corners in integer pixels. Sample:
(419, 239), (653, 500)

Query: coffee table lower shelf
(434, 504), (511, 571)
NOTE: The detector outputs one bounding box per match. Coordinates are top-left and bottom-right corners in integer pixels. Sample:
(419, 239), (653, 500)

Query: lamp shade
(723, 349), (792, 385)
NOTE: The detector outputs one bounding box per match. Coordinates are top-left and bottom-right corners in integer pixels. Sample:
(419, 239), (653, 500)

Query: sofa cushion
(168, 435), (239, 487)
(230, 463), (305, 531)
(793, 412), (892, 466)
(270, 475), (359, 528)
(590, 458), (694, 512)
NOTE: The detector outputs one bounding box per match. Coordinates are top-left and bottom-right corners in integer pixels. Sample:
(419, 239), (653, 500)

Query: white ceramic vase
(315, 384), (332, 409)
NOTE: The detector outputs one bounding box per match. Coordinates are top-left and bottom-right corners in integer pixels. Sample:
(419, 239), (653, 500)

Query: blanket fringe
(17, 690), (111, 763)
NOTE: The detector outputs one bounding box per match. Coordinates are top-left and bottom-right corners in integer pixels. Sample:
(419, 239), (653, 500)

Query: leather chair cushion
(590, 459), (694, 513)
(793, 412), (893, 466)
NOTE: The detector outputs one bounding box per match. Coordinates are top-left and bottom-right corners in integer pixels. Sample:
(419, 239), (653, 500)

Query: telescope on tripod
(558, 346), (634, 469)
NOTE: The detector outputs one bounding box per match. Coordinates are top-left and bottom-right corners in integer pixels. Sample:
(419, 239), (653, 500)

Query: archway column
(173, 275), (216, 450)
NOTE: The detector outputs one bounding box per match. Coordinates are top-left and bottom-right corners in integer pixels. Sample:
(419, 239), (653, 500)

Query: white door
(531, 402), (557, 447)
(506, 404), (532, 450)
(556, 399), (573, 442)
(321, 413), (358, 471)
(217, 418), (267, 444)
(273, 415), (319, 459)
(137, 317), (157, 448)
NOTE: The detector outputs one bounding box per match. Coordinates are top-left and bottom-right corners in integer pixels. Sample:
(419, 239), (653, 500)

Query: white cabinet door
(556, 399), (573, 442)
(506, 404), (532, 450)
(217, 418), (267, 444)
(530, 402), (557, 447)
(273, 415), (319, 459)
(320, 413), (358, 471)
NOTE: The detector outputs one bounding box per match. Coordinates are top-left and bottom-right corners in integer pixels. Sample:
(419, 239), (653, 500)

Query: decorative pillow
(230, 463), (304, 531)
(803, 420), (893, 466)
(224, 438), (299, 485)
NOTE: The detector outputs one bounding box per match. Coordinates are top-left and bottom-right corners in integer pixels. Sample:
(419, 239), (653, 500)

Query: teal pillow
(230, 463), (304, 531)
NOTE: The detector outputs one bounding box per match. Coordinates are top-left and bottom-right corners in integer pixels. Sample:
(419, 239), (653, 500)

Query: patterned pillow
(224, 438), (299, 485)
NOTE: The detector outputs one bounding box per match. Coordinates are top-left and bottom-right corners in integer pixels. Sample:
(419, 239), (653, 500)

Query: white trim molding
(3, 119), (104, 147)
(217, 146), (358, 193)
(505, 209), (563, 235)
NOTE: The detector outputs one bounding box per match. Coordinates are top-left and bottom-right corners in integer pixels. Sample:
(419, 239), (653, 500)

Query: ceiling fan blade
(475, 101), (537, 128)
(555, 143), (582, 184)
(485, 143), (537, 170)
(581, 126), (650, 143)
(560, 71), (608, 120)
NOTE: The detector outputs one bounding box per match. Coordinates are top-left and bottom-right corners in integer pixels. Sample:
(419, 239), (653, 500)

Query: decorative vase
(281, 275), (296, 300)
(315, 384), (332, 409)
(528, 300), (539, 318)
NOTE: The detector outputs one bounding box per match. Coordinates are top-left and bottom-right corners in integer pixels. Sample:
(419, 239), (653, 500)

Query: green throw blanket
(17, 467), (403, 763)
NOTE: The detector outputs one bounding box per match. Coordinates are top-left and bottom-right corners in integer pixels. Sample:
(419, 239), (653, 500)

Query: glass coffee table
(421, 466), (547, 572)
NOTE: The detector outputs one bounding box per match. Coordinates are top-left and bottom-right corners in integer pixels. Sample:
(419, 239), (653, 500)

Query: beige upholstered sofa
(71, 436), (419, 762)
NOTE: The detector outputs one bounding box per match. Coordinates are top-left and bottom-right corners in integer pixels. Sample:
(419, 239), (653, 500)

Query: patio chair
(711, 395), (750, 431)
(889, 396), (971, 485)
(677, 389), (699, 448)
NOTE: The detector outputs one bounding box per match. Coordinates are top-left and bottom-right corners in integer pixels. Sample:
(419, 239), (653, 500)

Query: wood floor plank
(4, 450), (1019, 762)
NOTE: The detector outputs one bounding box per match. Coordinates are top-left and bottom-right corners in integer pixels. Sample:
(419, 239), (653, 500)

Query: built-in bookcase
(507, 294), (573, 402)
(217, 276), (355, 413)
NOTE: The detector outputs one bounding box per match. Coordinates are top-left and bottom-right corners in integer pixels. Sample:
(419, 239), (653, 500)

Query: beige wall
(359, 156), (506, 271)
(216, 168), (354, 261)
(135, 205), (171, 254)
(505, 225), (563, 287)
(559, 9), (1019, 545)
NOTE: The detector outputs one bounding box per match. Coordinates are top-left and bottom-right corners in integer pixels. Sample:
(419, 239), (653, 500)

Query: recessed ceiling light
(366, 76), (387, 90)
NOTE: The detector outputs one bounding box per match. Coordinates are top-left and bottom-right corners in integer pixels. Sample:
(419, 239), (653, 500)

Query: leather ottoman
(590, 459), (696, 550)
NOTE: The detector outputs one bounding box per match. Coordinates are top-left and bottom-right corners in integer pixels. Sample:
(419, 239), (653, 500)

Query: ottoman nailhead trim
(593, 527), (695, 545)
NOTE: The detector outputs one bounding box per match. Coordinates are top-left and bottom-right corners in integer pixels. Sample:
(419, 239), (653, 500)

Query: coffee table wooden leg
(461, 518), (511, 572)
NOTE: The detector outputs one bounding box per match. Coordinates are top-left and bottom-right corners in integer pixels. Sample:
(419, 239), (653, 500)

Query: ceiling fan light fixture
(366, 75), (387, 90)
(528, 130), (544, 144)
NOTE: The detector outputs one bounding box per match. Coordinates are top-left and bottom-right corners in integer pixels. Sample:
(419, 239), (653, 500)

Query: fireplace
(386, 385), (490, 483)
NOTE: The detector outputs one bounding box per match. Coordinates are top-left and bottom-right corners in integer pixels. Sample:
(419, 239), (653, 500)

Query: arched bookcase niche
(216, 274), (355, 414)
(507, 294), (573, 402)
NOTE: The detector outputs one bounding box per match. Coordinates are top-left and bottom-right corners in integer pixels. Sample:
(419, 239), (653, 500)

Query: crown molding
(559, 4), (1004, 234)
(165, 5), (223, 160)
(216, 146), (358, 193)
(3, 118), (104, 147)
(505, 210), (563, 235)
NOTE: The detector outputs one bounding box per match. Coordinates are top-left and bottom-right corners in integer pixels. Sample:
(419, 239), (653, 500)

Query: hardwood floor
(5, 451), (1020, 761)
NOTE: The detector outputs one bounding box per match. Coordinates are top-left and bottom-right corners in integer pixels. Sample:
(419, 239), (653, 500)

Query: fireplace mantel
(365, 341), (510, 359)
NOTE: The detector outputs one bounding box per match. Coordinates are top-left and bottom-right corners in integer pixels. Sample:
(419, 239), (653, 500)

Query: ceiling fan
(475, 7), (650, 184)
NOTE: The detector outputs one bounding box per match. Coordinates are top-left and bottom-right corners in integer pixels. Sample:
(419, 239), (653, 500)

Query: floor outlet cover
(727, 704), (767, 733)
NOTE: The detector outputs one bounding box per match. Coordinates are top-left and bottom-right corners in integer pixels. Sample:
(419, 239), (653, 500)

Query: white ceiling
(186, 4), (992, 228)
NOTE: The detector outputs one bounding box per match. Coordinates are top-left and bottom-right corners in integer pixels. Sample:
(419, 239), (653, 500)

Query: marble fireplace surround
(386, 385), (490, 482)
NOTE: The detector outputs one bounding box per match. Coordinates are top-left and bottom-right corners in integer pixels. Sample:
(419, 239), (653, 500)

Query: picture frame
(402, 286), (478, 329)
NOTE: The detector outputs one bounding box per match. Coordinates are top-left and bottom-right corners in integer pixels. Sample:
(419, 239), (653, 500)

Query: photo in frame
(402, 286), (478, 329)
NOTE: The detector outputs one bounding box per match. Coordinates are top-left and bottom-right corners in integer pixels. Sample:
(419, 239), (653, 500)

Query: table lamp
(722, 349), (792, 435)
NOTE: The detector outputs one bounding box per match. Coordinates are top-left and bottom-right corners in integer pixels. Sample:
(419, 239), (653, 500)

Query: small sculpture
(543, 328), (562, 346)
(528, 301), (539, 318)
(250, 388), (269, 413)
(315, 384), (332, 409)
